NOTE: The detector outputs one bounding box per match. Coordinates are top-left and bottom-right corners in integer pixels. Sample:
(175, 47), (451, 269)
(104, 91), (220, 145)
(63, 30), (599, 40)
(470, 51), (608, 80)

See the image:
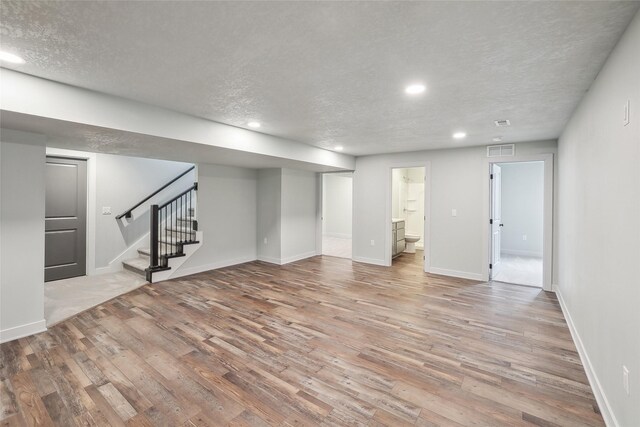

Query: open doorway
(321, 172), (353, 258)
(490, 161), (544, 287)
(391, 167), (425, 266)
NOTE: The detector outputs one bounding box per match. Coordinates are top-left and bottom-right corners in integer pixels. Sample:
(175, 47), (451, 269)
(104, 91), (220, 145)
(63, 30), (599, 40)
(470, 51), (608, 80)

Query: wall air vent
(487, 144), (515, 157)
(494, 119), (511, 127)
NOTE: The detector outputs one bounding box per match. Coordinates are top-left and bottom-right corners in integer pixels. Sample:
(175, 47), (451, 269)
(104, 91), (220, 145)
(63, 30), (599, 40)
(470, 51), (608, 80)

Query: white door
(490, 164), (503, 278)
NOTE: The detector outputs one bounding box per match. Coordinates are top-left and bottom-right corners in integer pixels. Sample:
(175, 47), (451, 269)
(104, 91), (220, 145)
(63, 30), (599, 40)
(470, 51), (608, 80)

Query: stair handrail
(116, 165), (196, 219)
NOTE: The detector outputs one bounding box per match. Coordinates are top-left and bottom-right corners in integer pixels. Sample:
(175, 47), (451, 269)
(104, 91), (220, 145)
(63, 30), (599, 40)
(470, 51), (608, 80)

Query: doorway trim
(46, 148), (97, 276)
(482, 153), (554, 291)
(385, 162), (432, 272)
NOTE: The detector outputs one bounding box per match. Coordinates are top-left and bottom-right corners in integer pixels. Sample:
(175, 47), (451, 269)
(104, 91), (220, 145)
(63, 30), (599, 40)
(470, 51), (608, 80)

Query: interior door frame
(316, 171), (355, 259)
(483, 153), (554, 291)
(385, 162), (432, 272)
(490, 163), (503, 277)
(46, 148), (96, 276)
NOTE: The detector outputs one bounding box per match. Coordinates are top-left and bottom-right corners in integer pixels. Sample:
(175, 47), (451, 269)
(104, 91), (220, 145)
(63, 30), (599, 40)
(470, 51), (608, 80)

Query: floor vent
(487, 144), (515, 157)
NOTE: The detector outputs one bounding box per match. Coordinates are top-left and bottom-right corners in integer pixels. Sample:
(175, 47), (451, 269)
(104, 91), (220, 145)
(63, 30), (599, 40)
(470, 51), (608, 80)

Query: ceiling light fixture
(0, 51), (25, 64)
(334, 146), (344, 151)
(247, 122), (261, 128)
(405, 84), (426, 95)
(453, 132), (467, 139)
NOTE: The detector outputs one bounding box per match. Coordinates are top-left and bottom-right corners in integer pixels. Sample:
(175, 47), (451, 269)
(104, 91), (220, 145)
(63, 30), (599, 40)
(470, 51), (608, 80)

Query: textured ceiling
(1, 1), (638, 156)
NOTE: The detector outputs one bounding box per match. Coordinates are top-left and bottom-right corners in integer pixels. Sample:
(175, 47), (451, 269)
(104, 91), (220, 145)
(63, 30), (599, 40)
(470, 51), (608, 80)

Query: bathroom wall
(391, 167), (425, 248)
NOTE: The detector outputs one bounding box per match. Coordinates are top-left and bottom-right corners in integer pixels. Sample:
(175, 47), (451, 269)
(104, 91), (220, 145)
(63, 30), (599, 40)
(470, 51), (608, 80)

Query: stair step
(138, 247), (150, 257)
(165, 226), (196, 235)
(122, 257), (149, 277)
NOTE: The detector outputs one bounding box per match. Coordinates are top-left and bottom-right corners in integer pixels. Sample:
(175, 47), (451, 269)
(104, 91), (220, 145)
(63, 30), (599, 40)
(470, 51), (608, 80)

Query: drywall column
(0, 130), (47, 342)
(257, 169), (282, 263)
(281, 169), (318, 263)
(557, 10), (640, 426)
(257, 168), (318, 264)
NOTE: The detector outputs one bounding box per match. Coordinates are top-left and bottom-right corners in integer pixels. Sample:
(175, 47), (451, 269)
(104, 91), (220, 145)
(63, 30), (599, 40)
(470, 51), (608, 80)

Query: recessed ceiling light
(334, 146), (344, 151)
(0, 51), (25, 64)
(453, 132), (467, 139)
(492, 136), (503, 142)
(405, 84), (426, 95)
(247, 122), (261, 128)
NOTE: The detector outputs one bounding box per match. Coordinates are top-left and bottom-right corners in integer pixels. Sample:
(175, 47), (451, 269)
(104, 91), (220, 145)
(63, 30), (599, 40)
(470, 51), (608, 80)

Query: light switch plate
(102, 206), (112, 215)
(452, 209), (457, 217)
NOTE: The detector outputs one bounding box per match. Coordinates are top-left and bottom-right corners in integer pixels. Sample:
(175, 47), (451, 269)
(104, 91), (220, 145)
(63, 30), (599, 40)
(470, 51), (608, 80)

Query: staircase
(119, 167), (202, 283)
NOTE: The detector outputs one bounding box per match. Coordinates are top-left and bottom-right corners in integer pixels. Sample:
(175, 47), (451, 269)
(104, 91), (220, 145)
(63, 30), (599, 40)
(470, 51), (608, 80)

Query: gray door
(45, 157), (87, 281)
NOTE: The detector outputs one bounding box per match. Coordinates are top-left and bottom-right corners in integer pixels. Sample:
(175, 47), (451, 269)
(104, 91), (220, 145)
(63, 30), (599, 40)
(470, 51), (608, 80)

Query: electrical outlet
(370, 240), (375, 246)
(263, 237), (268, 245)
(624, 100), (630, 126)
(522, 234), (527, 241)
(623, 366), (630, 395)
(102, 207), (111, 215)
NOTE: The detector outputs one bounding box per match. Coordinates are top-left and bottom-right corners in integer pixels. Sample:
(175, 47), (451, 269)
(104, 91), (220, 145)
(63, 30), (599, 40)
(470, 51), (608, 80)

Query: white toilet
(404, 234), (421, 253)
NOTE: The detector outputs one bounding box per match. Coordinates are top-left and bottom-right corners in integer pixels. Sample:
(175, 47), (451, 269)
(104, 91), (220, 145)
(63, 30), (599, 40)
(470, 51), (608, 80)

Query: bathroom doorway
(391, 167), (426, 266)
(321, 172), (353, 259)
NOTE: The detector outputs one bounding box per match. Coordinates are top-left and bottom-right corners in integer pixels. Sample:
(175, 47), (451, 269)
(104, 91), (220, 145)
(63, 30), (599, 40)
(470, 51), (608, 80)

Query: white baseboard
(352, 256), (387, 267)
(501, 249), (543, 258)
(257, 255), (282, 265)
(281, 251), (317, 265)
(162, 254), (257, 280)
(556, 286), (618, 427)
(323, 232), (352, 239)
(428, 267), (484, 281)
(0, 319), (47, 344)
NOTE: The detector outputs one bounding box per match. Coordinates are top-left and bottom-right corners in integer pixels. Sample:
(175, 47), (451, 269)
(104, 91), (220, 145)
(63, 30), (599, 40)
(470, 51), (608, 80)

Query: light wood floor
(1, 253), (603, 426)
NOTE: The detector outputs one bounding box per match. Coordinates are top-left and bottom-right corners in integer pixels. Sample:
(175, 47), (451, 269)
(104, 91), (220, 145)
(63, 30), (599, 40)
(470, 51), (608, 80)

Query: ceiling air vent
(487, 144), (515, 157)
(494, 119), (511, 127)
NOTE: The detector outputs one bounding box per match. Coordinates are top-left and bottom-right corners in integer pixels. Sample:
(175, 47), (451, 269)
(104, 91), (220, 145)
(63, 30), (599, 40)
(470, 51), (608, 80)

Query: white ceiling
(1, 1), (638, 156)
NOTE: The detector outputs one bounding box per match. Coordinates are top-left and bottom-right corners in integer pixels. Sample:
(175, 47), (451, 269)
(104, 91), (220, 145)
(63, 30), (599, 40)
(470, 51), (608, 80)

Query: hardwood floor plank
(0, 253), (604, 426)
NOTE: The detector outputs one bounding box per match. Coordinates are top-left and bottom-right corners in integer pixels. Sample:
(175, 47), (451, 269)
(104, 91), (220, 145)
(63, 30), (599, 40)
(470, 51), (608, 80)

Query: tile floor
(321, 235), (352, 259)
(45, 270), (148, 326)
(492, 254), (543, 287)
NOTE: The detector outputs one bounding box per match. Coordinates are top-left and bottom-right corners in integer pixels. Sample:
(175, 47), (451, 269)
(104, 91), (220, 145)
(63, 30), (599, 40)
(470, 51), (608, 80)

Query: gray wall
(353, 140), (558, 280)
(557, 11), (640, 426)
(500, 162), (544, 257)
(178, 164), (258, 273)
(322, 174), (353, 238)
(0, 131), (47, 342)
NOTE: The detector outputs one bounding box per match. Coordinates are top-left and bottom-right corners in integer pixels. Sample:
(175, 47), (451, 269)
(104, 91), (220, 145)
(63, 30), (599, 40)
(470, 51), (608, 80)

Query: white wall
(177, 164), (258, 275)
(281, 169), (318, 263)
(500, 162), (544, 257)
(557, 11), (640, 427)
(0, 131), (47, 342)
(353, 140), (558, 280)
(94, 154), (193, 270)
(257, 169), (282, 263)
(256, 168), (318, 264)
(322, 173), (353, 238)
